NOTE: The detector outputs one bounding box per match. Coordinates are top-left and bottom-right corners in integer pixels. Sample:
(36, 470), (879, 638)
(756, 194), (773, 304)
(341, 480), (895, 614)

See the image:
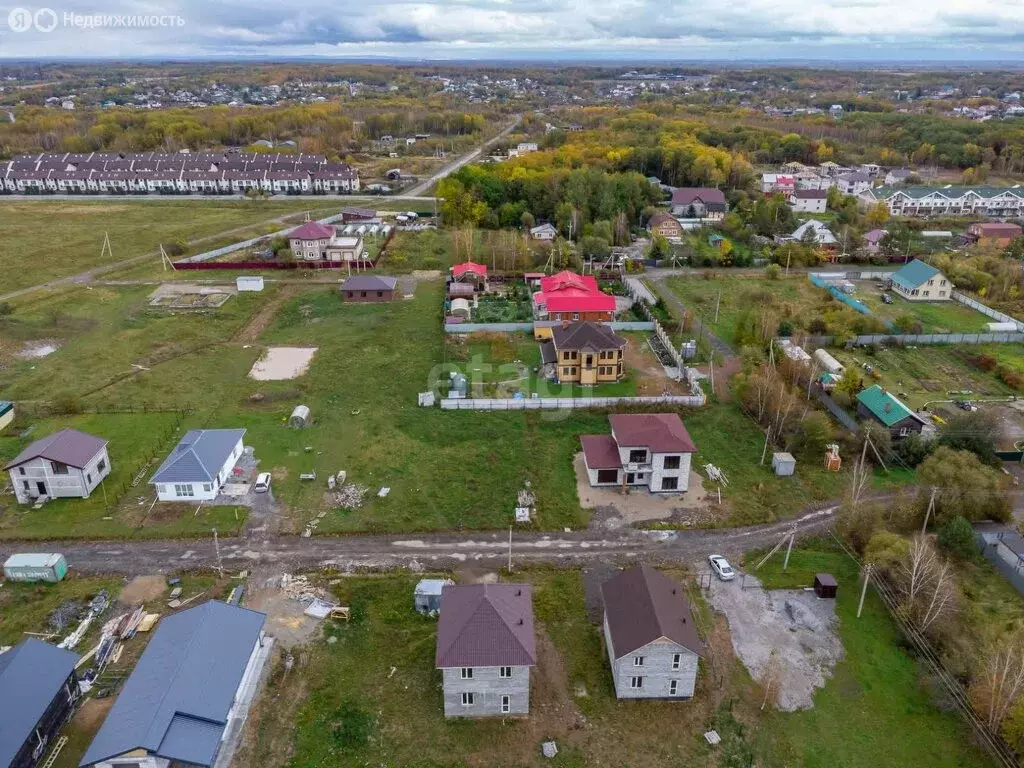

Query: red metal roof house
(532, 270), (616, 321)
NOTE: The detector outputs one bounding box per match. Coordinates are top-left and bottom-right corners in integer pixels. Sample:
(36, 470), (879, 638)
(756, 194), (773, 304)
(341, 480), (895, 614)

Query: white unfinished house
(601, 565), (703, 700)
(287, 221), (366, 263)
(4, 428), (110, 504)
(150, 429), (245, 502)
(580, 413), (697, 493)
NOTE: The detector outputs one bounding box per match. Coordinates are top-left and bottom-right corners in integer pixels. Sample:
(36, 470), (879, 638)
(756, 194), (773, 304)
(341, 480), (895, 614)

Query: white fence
(440, 394), (707, 410)
(952, 292), (1024, 331)
(443, 321), (656, 334)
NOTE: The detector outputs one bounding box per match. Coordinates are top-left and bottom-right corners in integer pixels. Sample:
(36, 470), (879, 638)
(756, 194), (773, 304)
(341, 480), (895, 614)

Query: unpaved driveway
(705, 571), (843, 710)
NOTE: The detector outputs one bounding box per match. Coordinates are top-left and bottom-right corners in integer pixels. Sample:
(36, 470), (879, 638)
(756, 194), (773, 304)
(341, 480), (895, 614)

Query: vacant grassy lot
(0, 199), (351, 293)
(831, 344), (1019, 410)
(0, 412), (247, 539)
(752, 545), (991, 768)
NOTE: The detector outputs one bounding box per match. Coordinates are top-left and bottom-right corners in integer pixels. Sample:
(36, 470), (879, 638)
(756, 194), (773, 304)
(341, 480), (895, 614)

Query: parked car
(954, 400), (978, 412)
(881, 293), (893, 304)
(708, 554), (735, 581)
(254, 472), (272, 493)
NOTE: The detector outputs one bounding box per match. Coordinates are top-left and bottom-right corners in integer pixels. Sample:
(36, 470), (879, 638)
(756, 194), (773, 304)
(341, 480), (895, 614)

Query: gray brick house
(4, 428), (110, 505)
(435, 584), (536, 717)
(601, 565), (703, 700)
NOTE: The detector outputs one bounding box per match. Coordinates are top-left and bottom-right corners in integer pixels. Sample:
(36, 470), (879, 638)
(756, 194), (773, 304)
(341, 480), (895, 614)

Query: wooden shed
(813, 573), (838, 599)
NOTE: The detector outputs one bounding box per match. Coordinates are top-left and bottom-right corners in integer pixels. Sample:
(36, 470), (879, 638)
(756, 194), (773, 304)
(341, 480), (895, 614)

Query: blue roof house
(889, 259), (952, 302)
(0, 639), (80, 768)
(150, 429), (245, 502)
(80, 600), (268, 768)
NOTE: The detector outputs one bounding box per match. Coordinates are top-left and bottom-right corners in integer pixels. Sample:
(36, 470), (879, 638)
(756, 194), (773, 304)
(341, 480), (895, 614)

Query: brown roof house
(435, 584), (536, 718)
(580, 413), (697, 493)
(341, 275), (398, 302)
(601, 565), (703, 699)
(647, 212), (684, 242)
(967, 222), (1023, 248)
(547, 322), (626, 385)
(4, 428), (110, 505)
(670, 188), (727, 220)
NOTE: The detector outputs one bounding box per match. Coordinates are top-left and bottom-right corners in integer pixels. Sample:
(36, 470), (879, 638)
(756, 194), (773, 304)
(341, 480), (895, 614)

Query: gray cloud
(1, 0), (1023, 58)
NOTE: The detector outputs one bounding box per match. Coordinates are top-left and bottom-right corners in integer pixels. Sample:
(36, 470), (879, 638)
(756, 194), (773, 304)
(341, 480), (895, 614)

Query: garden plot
(706, 571), (843, 711)
(249, 347), (319, 380)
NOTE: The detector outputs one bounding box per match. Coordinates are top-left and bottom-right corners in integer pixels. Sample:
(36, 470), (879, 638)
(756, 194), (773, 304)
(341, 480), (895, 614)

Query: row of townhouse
(1, 165), (359, 194)
(1, 151), (358, 194)
(858, 185), (1024, 218)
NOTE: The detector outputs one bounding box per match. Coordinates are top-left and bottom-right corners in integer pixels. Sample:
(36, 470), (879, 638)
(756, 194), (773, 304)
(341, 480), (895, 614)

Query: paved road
(0, 504), (843, 577)
(403, 116), (521, 197)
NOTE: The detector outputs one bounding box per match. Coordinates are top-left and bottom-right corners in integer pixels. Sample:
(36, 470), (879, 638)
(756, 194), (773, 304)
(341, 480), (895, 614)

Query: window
(572, 313), (579, 320)
(672, 653), (681, 670)
(596, 469), (618, 484)
(50, 461), (69, 475)
(461, 692), (474, 706)
(97, 459), (106, 472)
(87, 473), (92, 484)
(661, 477), (679, 491)
(501, 694), (511, 713)
(633, 656), (645, 667)
(174, 483), (195, 498)
(360, 291), (367, 297)
(630, 676), (644, 689)
(18, 467), (25, 475)
(670, 680), (679, 696)
(663, 455), (681, 470)
(203, 483), (212, 492)
(500, 666), (512, 678)
(628, 449), (647, 464)
(898, 427), (910, 437)
(460, 667), (473, 679)
(22, 481), (29, 491)
(377, 291), (383, 297)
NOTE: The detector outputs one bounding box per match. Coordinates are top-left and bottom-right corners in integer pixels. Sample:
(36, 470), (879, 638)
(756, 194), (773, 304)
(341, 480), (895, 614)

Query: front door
(626, 472), (635, 484)
(36, 481), (46, 495)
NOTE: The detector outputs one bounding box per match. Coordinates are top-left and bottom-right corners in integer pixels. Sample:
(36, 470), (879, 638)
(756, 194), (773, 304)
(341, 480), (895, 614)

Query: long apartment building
(858, 185), (1024, 218)
(0, 151), (359, 194)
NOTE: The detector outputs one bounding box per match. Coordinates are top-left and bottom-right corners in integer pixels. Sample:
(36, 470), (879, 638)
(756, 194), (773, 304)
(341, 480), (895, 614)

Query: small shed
(414, 578), (454, 614)
(3, 553), (68, 583)
(0, 400), (13, 432)
(236, 276), (264, 292)
(289, 404), (311, 428)
(448, 282), (475, 299)
(450, 298), (472, 319)
(813, 573), (838, 599)
(771, 452), (796, 477)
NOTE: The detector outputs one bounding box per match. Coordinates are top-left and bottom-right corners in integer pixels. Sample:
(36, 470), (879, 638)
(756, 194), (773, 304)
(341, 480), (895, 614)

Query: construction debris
(304, 598), (336, 619)
(137, 614), (160, 632)
(334, 483), (369, 510)
(515, 481), (536, 523)
(704, 730), (722, 746)
(703, 464), (729, 486)
(49, 601), (84, 632)
(542, 742), (559, 759)
(378, 486), (390, 498)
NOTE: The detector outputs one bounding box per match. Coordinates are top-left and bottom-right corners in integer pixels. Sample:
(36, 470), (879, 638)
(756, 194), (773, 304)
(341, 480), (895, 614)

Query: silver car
(708, 554), (736, 581)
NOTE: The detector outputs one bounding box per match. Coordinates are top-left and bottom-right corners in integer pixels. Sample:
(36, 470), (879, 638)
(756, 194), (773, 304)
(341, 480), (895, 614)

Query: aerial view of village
(2, 5), (1024, 767)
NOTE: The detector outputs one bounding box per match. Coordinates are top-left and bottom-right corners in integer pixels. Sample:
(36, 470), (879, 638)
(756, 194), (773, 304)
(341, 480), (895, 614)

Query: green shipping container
(3, 553), (68, 583)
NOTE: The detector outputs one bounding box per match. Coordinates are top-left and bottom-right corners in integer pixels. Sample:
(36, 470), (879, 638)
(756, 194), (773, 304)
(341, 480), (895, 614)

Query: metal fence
(799, 331), (1024, 348)
(440, 394), (707, 410)
(814, 390), (860, 433)
(952, 292), (1024, 331)
(979, 533), (1024, 598)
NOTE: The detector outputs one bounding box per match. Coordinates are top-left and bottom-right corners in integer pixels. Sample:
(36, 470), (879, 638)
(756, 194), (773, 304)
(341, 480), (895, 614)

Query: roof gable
(150, 429), (245, 485)
(3, 428), (107, 470)
(857, 385), (923, 427)
(80, 601), (266, 768)
(289, 221), (335, 240)
(435, 584), (536, 668)
(601, 566), (703, 658)
(0, 640), (79, 768)
(551, 322), (626, 351)
(891, 258), (940, 290)
(608, 413), (697, 453)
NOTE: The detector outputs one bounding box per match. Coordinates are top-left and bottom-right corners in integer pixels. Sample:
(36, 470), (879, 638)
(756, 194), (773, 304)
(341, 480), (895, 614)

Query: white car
(253, 472), (272, 493)
(708, 554), (735, 581)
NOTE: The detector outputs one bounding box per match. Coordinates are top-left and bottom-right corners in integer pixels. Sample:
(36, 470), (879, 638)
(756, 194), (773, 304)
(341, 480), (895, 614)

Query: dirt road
(403, 117), (521, 197)
(0, 504), (843, 577)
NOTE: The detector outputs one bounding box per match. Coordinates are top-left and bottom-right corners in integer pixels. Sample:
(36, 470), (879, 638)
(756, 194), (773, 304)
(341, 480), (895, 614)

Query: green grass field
(854, 282), (992, 333)
(0, 199), (353, 294)
(752, 545), (991, 768)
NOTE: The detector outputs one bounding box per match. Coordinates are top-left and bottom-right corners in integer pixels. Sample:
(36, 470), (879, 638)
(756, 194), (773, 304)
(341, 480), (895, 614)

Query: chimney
(516, 588), (522, 597)
(517, 618), (524, 625)
(884, 402), (892, 413)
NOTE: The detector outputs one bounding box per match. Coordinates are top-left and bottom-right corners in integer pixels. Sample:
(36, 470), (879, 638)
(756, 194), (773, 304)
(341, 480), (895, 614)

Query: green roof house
(856, 385), (927, 439)
(889, 259), (951, 302)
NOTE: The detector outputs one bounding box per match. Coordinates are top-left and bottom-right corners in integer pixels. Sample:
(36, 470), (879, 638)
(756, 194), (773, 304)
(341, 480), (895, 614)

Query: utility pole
(857, 564), (872, 618)
(785, 249), (791, 276)
(921, 486), (937, 535)
(507, 526), (513, 573)
(783, 532), (795, 570)
(212, 528), (224, 578)
(760, 428), (771, 466)
(714, 290), (721, 323)
(101, 478), (108, 509)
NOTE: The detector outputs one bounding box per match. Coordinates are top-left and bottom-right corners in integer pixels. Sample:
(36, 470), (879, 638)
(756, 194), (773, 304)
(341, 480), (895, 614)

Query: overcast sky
(1, 0), (1023, 60)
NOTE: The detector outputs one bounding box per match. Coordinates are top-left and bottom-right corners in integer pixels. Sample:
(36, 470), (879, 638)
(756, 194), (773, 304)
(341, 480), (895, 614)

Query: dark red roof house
(288, 221), (335, 241)
(532, 270), (616, 321)
(435, 584), (536, 717)
(580, 413), (697, 494)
